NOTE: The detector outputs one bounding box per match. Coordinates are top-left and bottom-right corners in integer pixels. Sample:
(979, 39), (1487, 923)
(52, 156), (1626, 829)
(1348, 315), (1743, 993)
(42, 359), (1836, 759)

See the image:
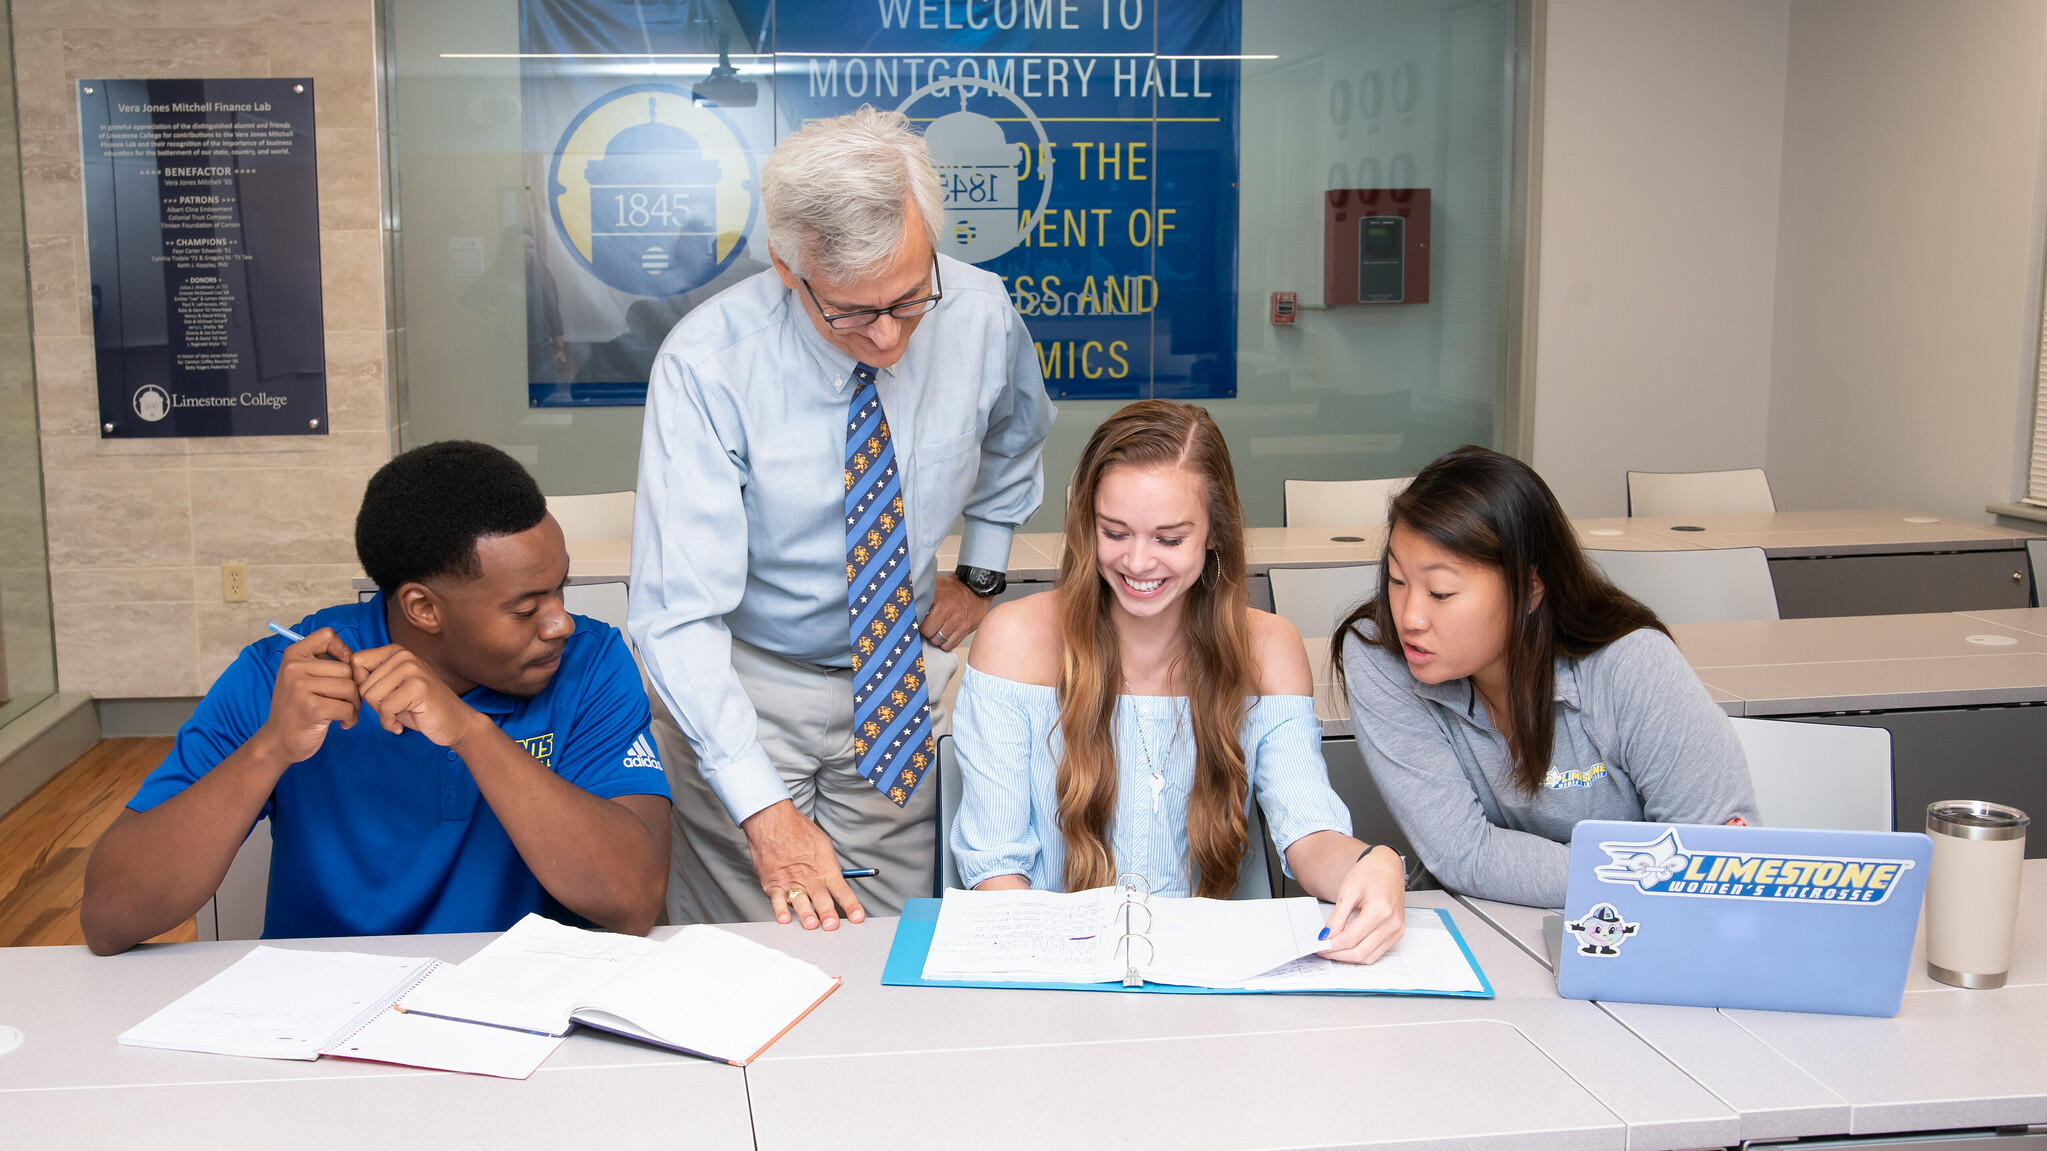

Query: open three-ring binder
(884, 874), (1493, 997)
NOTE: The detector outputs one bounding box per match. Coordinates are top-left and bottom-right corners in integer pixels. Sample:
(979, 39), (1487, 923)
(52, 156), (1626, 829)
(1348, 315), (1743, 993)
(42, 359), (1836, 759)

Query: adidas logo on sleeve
(621, 732), (663, 772)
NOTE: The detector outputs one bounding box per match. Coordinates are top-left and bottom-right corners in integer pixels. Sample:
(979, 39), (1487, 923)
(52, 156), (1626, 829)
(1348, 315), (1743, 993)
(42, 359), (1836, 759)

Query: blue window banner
(520, 1), (776, 409)
(81, 78), (328, 437)
(519, 0), (1239, 407)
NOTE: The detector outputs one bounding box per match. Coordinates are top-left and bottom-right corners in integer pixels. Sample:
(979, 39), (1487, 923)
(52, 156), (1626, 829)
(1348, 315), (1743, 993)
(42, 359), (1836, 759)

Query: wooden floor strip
(0, 737), (196, 948)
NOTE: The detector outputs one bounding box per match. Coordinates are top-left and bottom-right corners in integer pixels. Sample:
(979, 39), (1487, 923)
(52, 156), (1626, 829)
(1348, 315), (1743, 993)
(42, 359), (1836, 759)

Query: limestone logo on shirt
(621, 732), (662, 772)
(1543, 762), (1608, 790)
(514, 732), (555, 769)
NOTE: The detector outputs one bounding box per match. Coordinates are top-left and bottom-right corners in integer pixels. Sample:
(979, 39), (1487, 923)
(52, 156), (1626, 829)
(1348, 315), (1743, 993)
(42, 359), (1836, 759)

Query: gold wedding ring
(785, 886), (807, 904)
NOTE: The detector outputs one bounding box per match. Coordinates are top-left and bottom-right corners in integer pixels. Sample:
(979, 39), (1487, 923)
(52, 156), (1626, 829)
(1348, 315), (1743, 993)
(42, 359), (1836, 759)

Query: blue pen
(270, 621), (346, 662)
(840, 868), (880, 879)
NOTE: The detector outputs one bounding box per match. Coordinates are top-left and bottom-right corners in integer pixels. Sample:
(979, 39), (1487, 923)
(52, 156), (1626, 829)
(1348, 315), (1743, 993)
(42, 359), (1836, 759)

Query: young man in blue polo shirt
(82, 441), (672, 954)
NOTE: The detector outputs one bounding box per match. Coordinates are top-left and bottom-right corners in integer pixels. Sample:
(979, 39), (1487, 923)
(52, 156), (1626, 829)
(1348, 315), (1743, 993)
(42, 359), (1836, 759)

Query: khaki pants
(652, 637), (957, 924)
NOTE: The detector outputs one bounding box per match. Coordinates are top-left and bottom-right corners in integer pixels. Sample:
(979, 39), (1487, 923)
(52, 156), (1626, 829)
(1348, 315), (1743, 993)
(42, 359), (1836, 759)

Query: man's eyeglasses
(802, 258), (943, 330)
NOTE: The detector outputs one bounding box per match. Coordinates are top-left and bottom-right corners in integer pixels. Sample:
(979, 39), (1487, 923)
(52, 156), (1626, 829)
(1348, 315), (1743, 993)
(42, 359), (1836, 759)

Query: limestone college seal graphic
(547, 83), (759, 297)
(132, 385), (170, 422)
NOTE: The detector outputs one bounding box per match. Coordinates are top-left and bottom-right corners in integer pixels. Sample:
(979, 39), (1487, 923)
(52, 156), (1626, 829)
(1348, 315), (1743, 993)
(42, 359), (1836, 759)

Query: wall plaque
(81, 78), (328, 437)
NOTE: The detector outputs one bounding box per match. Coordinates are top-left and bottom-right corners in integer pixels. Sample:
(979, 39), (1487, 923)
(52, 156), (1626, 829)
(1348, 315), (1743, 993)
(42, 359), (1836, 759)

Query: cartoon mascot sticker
(1565, 903), (1639, 957)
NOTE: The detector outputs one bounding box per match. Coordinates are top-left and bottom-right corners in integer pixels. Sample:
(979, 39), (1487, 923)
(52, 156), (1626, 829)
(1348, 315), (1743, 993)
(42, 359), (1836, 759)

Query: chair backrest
(1267, 563), (1381, 639)
(935, 734), (963, 894)
(197, 820), (273, 942)
(547, 491), (635, 541)
(1283, 477), (1413, 529)
(1625, 468), (1776, 517)
(2030, 539), (2047, 607)
(1728, 717), (1893, 831)
(1587, 547), (1779, 624)
(935, 732), (1277, 899)
(564, 584), (630, 637)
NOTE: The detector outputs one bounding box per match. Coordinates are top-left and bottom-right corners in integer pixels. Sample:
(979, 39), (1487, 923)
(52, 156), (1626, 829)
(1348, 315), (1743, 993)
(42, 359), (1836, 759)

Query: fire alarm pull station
(1324, 189), (1429, 305)
(1271, 291), (1297, 325)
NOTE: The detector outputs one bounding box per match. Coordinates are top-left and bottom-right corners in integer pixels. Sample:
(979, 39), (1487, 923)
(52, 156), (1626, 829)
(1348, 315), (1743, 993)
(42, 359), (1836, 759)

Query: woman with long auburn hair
(953, 401), (1406, 963)
(1334, 446), (1757, 908)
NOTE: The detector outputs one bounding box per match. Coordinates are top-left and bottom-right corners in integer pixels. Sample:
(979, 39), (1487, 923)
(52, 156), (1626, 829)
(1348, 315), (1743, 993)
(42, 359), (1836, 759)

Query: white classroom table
(1455, 859), (2047, 1145)
(6, 883), (2042, 1149)
(735, 890), (1738, 1151)
(0, 931), (753, 1150)
(0, 894), (1735, 1151)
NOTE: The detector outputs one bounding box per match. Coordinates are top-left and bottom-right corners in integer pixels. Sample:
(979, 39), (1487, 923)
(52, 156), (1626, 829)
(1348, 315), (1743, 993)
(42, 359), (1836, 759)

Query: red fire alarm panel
(1271, 291), (1297, 325)
(1324, 188), (1430, 305)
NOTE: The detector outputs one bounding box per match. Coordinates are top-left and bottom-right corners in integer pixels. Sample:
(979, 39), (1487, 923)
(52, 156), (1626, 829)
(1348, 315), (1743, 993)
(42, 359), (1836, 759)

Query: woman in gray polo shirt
(1336, 446), (1757, 908)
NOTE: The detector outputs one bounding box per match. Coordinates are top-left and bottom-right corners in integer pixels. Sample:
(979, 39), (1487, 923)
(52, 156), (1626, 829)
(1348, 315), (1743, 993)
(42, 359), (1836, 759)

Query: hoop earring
(1202, 549), (1220, 590)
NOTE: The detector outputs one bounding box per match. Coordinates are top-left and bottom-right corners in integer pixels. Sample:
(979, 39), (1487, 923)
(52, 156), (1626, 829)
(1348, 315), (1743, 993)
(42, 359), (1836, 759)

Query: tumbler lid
(1927, 800), (2030, 840)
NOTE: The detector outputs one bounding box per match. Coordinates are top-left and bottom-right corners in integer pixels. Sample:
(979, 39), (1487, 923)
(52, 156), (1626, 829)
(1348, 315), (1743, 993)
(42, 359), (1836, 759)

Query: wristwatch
(954, 564), (1007, 599)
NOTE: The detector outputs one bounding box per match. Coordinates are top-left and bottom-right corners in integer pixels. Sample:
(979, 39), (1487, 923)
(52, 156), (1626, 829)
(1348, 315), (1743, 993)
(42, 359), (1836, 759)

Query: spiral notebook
(116, 947), (564, 1078)
(884, 882), (1492, 997)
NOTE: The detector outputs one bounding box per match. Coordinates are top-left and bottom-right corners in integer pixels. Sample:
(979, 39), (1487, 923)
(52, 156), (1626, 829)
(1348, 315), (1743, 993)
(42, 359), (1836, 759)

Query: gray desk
(1674, 610), (2047, 848)
(0, 932), (753, 1150)
(1611, 510), (2037, 617)
(1311, 611), (2047, 856)
(730, 892), (1738, 1151)
(353, 509), (2036, 626)
(1457, 859), (2047, 1145)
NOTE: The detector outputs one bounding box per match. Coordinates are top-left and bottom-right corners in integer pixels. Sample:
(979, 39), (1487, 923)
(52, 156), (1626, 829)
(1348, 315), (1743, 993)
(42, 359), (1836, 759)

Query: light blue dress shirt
(630, 258), (1056, 822)
(949, 666), (1354, 896)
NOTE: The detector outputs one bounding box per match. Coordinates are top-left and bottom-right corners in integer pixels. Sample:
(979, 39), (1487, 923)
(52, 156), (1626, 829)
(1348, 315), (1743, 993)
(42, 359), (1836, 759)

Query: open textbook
(897, 886), (1491, 995)
(399, 914), (840, 1064)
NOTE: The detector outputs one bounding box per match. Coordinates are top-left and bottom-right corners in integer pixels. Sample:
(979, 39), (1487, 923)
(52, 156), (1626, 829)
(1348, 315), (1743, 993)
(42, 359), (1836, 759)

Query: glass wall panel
(0, 1), (58, 730)
(387, 0), (1522, 529)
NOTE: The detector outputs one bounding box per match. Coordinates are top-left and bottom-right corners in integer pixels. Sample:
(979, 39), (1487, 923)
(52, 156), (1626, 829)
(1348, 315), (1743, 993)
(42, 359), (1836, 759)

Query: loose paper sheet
(117, 947), (433, 1060)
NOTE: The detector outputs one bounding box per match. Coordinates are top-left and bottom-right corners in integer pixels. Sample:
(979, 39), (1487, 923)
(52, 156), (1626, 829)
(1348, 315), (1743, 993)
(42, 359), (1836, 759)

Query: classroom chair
(1728, 717), (1894, 831)
(1625, 468), (1776, 517)
(932, 734), (1278, 898)
(1267, 563), (1381, 639)
(547, 491), (635, 540)
(1283, 477), (1413, 529)
(1587, 547), (1780, 624)
(545, 491), (635, 651)
(197, 821), (272, 942)
(2030, 539), (2047, 607)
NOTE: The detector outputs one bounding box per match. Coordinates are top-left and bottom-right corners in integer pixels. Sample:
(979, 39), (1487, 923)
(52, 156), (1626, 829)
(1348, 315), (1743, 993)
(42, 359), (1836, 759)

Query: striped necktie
(844, 363), (936, 807)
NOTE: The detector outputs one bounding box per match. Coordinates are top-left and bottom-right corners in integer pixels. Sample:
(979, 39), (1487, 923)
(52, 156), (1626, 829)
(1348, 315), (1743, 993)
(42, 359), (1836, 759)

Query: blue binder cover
(880, 898), (1494, 997)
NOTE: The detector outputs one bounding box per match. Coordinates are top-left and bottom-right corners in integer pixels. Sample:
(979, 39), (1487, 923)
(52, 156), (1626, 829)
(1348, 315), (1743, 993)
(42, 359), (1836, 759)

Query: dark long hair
(1056, 401), (1253, 897)
(1332, 446), (1667, 793)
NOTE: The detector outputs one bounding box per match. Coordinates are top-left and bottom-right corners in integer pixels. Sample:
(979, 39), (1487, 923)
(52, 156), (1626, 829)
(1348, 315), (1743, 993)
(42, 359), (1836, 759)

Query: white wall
(1530, 0), (1791, 517)
(1765, 0), (2047, 520)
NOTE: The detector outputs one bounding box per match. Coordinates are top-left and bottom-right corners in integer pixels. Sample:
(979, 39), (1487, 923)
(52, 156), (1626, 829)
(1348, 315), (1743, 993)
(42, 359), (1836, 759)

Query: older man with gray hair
(631, 107), (1055, 930)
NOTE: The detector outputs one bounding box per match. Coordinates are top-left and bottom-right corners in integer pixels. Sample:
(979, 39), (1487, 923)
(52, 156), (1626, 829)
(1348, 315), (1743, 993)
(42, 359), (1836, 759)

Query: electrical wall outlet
(221, 562), (250, 602)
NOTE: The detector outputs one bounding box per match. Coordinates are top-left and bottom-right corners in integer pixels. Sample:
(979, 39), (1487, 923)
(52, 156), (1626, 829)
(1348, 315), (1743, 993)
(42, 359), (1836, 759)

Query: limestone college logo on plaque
(132, 384), (170, 423)
(547, 83), (759, 297)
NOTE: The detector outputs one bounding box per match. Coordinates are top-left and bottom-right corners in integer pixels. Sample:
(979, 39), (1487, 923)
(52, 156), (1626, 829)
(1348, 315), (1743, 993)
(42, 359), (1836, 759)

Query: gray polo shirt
(1342, 625), (1758, 908)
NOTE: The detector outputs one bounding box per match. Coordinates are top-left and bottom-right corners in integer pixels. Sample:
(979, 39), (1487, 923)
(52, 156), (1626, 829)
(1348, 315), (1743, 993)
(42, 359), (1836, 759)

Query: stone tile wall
(13, 0), (390, 698)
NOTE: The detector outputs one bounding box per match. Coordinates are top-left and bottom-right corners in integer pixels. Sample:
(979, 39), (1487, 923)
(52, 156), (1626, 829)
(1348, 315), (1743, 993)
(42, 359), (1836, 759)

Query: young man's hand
(253, 628), (360, 766)
(351, 644), (485, 748)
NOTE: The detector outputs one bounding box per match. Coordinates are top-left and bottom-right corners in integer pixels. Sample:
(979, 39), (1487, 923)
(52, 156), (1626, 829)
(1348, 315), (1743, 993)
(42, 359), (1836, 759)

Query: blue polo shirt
(129, 595), (671, 939)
